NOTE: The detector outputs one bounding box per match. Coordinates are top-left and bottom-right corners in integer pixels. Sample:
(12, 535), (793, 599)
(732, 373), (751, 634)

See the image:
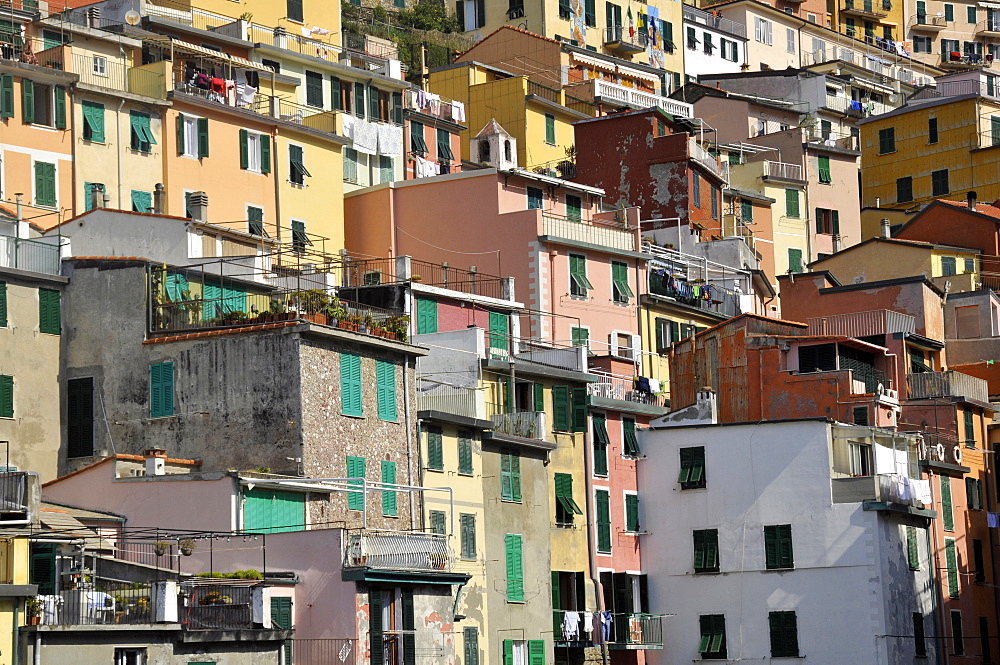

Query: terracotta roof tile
(143, 321), (299, 344)
(454, 25), (561, 60)
(936, 199), (1000, 219)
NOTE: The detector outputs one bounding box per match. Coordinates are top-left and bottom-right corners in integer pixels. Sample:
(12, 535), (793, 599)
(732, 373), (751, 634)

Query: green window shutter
(942, 475), (954, 531)
(410, 121), (428, 154)
(612, 261), (633, 302)
(34, 162), (56, 207)
(460, 514), (476, 558)
(239, 129), (249, 168)
(788, 248), (803, 273)
(346, 455), (366, 510)
(0, 282), (6, 327)
(149, 361), (174, 418)
(381, 460), (397, 516)
(131, 190), (152, 213)
(82, 102), (105, 142)
(0, 375), (12, 419)
(379, 155), (394, 183)
(21, 78), (34, 124)
(427, 428), (443, 470)
(596, 489), (611, 552)
(29, 544), (56, 595)
(832, 209), (840, 235)
(510, 449), (521, 500)
(625, 493), (639, 532)
(818, 155), (831, 183)
(945, 3), (954, 19)
(566, 195), (582, 222)
(741, 199), (753, 222)
(678, 448), (692, 483)
(197, 118), (208, 157)
(0, 74), (13, 118)
(340, 353), (362, 417)
(177, 113), (187, 155)
(623, 418), (640, 456)
(527, 187), (543, 209)
(769, 611), (799, 657)
(260, 135), (271, 174)
(369, 590), (383, 665)
(244, 488), (305, 533)
(429, 510), (446, 534)
(533, 383), (545, 412)
(592, 414), (609, 475)
(765, 524), (793, 569)
(437, 128), (455, 161)
(416, 297), (438, 334)
(572, 387), (587, 432)
(376, 360), (397, 421)
(330, 76), (343, 110)
(500, 448), (513, 500)
(785, 188), (799, 217)
(38, 288), (60, 334)
(488, 311), (509, 352)
(941, 256), (956, 276)
(503, 640), (514, 665)
(946, 538), (960, 597)
(764, 525), (778, 569)
(392, 92), (403, 124)
(269, 597), (293, 664)
(54, 85), (66, 130)
(964, 410), (975, 445)
(552, 385), (570, 431)
(528, 640), (545, 665)
(879, 127), (894, 153)
(368, 85), (380, 121)
(505, 533), (524, 601)
(545, 113), (555, 144)
(907, 526), (920, 570)
(694, 529), (719, 572)
(551, 570), (562, 635)
(354, 82), (365, 119)
(458, 432), (473, 474)
(554, 472), (582, 523)
(401, 589), (416, 665)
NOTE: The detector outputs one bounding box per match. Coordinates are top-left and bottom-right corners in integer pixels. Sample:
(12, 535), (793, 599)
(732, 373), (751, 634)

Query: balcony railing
(941, 52), (993, 68)
(688, 138), (726, 180)
(344, 530), (452, 572)
(541, 213), (637, 252)
(762, 160), (803, 181)
(71, 54), (166, 99)
(554, 610), (663, 647)
(807, 310), (915, 337)
(978, 19), (1000, 33)
(293, 639), (358, 665)
(587, 371), (666, 406)
(979, 129), (1000, 149)
(591, 79), (693, 117)
(180, 582), (255, 630)
(910, 14), (948, 29)
(490, 408), (546, 439)
(908, 370), (989, 404)
(0, 36), (68, 71)
(603, 26), (650, 52)
(647, 272), (742, 318)
(842, 0), (888, 17)
(831, 473), (926, 507)
(0, 472), (28, 521)
(806, 126), (861, 150)
(416, 385), (481, 420)
(681, 5), (747, 38)
(0, 235), (60, 275)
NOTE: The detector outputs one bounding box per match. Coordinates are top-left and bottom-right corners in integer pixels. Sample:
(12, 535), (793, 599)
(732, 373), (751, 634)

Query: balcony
(909, 15), (948, 30)
(0, 472), (31, 523)
(806, 309), (915, 338)
(403, 89), (465, 124)
(821, 95), (889, 119)
(940, 52), (993, 69)
(688, 138), (727, 182)
(762, 160), (804, 182)
(681, 5), (747, 38)
(588, 371), (667, 408)
(344, 530), (452, 572)
(603, 26), (649, 54)
(70, 54), (165, 100)
(646, 272), (743, 318)
(841, 0), (887, 19)
(0, 235), (60, 276)
(977, 19), (1000, 36)
(541, 213), (639, 252)
(0, 35), (69, 72)
(590, 79), (693, 117)
(806, 126), (861, 150)
(490, 408), (547, 439)
(907, 370), (989, 404)
(416, 383), (483, 421)
(526, 81), (596, 115)
(831, 473), (928, 510)
(979, 128), (1000, 149)
(554, 611), (663, 648)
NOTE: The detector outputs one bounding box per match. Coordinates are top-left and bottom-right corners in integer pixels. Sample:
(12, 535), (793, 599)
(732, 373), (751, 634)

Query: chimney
(832, 234), (842, 253)
(153, 183), (166, 214)
(967, 190), (978, 211)
(87, 6), (101, 28)
(89, 183), (105, 211)
(696, 387), (719, 424)
(189, 191), (209, 222)
(881, 218), (891, 238)
(144, 448), (167, 476)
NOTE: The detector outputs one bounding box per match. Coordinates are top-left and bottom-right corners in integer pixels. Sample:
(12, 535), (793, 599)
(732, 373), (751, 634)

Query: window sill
(289, 181), (307, 189)
(425, 467), (444, 473)
(596, 549), (612, 555)
(680, 485), (707, 491)
(878, 150), (897, 156)
(82, 139), (105, 145)
(147, 415), (177, 421)
(340, 412), (365, 419)
(457, 471), (474, 477)
(693, 570), (720, 575)
(39, 331), (61, 336)
(569, 294), (589, 301)
(500, 498), (523, 504)
(764, 566), (795, 572)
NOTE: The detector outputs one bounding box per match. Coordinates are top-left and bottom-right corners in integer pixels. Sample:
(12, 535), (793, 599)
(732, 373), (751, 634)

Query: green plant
(154, 541), (170, 556)
(385, 315), (410, 341)
(179, 538), (196, 556)
(24, 597), (42, 618)
(269, 298), (287, 314)
(292, 289), (330, 314)
(238, 11), (253, 20)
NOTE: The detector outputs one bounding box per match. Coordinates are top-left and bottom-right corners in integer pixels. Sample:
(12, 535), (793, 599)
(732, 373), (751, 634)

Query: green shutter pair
(460, 514), (476, 558)
(505, 533), (525, 601)
(458, 432), (473, 475)
(623, 419), (640, 456)
(0, 74), (12, 118)
(130, 111), (156, 151)
(569, 255), (593, 295)
(907, 526), (920, 570)
(966, 477), (983, 510)
(381, 460), (397, 516)
(592, 414), (609, 475)
(38, 288), (60, 334)
(410, 121), (429, 154)
(415, 297), (438, 334)
(437, 128), (454, 161)
(239, 130), (272, 173)
(247, 207), (265, 236)
(964, 409), (976, 446)
(243, 488), (305, 533)
(878, 127), (895, 154)
(164, 272), (188, 303)
(340, 352), (363, 416)
(784, 188), (800, 217)
(693, 529), (719, 572)
(625, 493), (639, 532)
(34, 162), (56, 207)
(82, 100), (105, 142)
(942, 475), (954, 531)
(289, 145), (311, 183)
(545, 113), (556, 144)
(426, 428), (444, 470)
(0, 282), (6, 327)
(269, 596), (293, 664)
(429, 510), (446, 534)
(818, 155), (831, 183)
(503, 640), (544, 665)
(566, 195), (582, 222)
(488, 311), (508, 355)
(698, 615), (726, 658)
(764, 524), (794, 569)
(596, 489), (611, 552)
(376, 360), (397, 421)
(343, 148), (359, 183)
(554, 472), (582, 523)
(149, 361), (174, 418)
(500, 447), (521, 501)
(131, 190), (152, 213)
(346, 455), (366, 510)
(571, 327), (589, 347)
(945, 538), (960, 597)
(768, 611), (799, 657)
(741, 199), (753, 222)
(788, 248), (803, 274)
(379, 156), (394, 184)
(612, 261), (633, 302)
(0, 375), (12, 419)
(464, 628), (479, 665)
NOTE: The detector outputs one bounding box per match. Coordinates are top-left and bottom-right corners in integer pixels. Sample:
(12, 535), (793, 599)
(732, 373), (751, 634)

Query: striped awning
(144, 36), (274, 73)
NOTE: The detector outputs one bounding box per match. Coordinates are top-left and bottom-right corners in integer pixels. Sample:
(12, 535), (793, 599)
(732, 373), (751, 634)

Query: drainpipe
(11, 598), (17, 665)
(272, 127), (282, 243)
(581, 416), (608, 665)
(982, 417), (1000, 661)
(33, 629), (40, 665)
(404, 358), (416, 532)
(116, 99), (125, 209)
(928, 468), (947, 665)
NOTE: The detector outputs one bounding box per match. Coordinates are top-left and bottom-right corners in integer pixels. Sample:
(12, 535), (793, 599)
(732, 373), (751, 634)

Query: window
(812, 37), (826, 62)
(566, 194), (582, 222)
(941, 256), (956, 276)
(678, 446), (706, 489)
(693, 529), (720, 573)
(0, 375), (12, 419)
(710, 186), (719, 218)
(788, 248), (803, 274)
(375, 360), (397, 422)
(305, 70), (323, 107)
(817, 155), (832, 183)
(928, 117), (938, 144)
(951, 610), (964, 655)
(243, 488), (306, 532)
(505, 533), (524, 601)
(611, 261), (632, 304)
(721, 38), (738, 61)
(698, 615), (727, 659)
(897, 176), (913, 203)
(81, 100), (105, 142)
(291, 220), (311, 253)
(22, 81), (65, 128)
(815, 208), (840, 235)
(239, 130), (270, 173)
(913, 35), (931, 52)
(34, 162), (56, 208)
(410, 121), (428, 154)
(976, 541), (986, 582)
(596, 489), (611, 552)
(764, 524), (794, 569)
(769, 612), (799, 658)
(967, 477), (983, 510)
(458, 431), (473, 475)
(500, 447), (522, 501)
(570, 326), (589, 348)
(429, 509), (446, 534)
(853, 405), (869, 425)
(176, 113), (208, 158)
(693, 172), (701, 206)
(786, 27), (795, 53)
(130, 111), (155, 152)
(425, 426), (443, 471)
(289, 145), (310, 185)
(624, 493), (639, 532)
(38, 288), (60, 335)
(554, 472), (583, 524)
(149, 361), (174, 418)
(545, 113), (556, 144)
(379, 156), (394, 184)
(964, 409), (976, 446)
(343, 147), (359, 183)
(287, 0), (303, 21)
(944, 3), (954, 21)
(114, 648), (146, 665)
(755, 17), (772, 44)
(569, 254), (592, 297)
(703, 32), (714, 54)
(584, 0), (596, 26)
(456, 513), (476, 559)
(623, 419), (640, 457)
(592, 414), (609, 475)
(131, 190), (152, 213)
(784, 188), (799, 217)
(906, 525), (920, 570)
(1, 75), (13, 119)
(945, 536), (959, 597)
(346, 455), (365, 509)
(436, 128), (454, 162)
(686, 26), (698, 48)
(527, 186), (543, 210)
(379, 460), (397, 516)
(878, 127), (895, 154)
(340, 352), (362, 417)
(409, 298), (438, 336)
(247, 206), (265, 236)
(932, 168), (949, 196)
(464, 627), (479, 665)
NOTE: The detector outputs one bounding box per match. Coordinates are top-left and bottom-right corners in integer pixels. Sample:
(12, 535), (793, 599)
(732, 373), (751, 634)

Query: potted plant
(25, 597), (42, 625)
(292, 289), (330, 324)
(179, 538), (196, 556)
(154, 541), (170, 556)
(200, 591), (224, 606)
(428, 553), (448, 570)
(321, 298), (342, 326)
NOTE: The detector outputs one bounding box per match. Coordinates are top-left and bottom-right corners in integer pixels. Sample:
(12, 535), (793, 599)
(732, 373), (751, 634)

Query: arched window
(479, 140), (491, 163)
(504, 140), (512, 162)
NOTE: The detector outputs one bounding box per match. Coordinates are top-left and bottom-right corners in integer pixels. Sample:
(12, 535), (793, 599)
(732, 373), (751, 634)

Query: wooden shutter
(502, 640), (513, 665)
(907, 526), (919, 569)
(505, 534), (524, 601)
(427, 429), (443, 470)
(533, 384), (545, 412)
(551, 570), (561, 634)
(552, 385), (570, 431)
(430, 510), (446, 534)
(0, 375), (12, 419)
(510, 450), (521, 501)
(392, 92), (403, 124)
(592, 415), (608, 475)
(416, 297), (438, 334)
(369, 590), (383, 665)
(942, 475), (954, 531)
(67, 377), (95, 458)
(377, 360), (397, 421)
(260, 135), (271, 174)
(678, 447), (693, 483)
(381, 460), (397, 516)
(330, 76), (342, 110)
(402, 590), (416, 665)
(500, 448), (513, 500)
(270, 597), (293, 664)
(785, 188), (799, 217)
(460, 514), (476, 558)
(341, 353), (362, 417)
(347, 456), (366, 510)
(54, 85), (66, 129)
(458, 433), (473, 474)
(354, 82), (365, 119)
(625, 493), (639, 532)
(596, 490), (611, 552)
(34, 162), (55, 208)
(239, 129), (249, 168)
(464, 628), (479, 665)
(945, 538), (959, 597)
(623, 419), (639, 456)
(0, 74), (12, 118)
(528, 640), (545, 665)
(21, 78), (33, 124)
(572, 387), (587, 432)
(0, 282), (5, 327)
(29, 544), (56, 595)
(368, 85), (379, 120)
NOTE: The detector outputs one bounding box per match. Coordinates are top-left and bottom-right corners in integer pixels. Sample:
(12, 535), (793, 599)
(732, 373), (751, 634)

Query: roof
(856, 93), (980, 125)
(454, 25), (560, 61)
(808, 236), (982, 267)
(893, 198), (1000, 239)
(42, 454), (203, 488)
(671, 82), (803, 113)
(816, 273), (947, 297)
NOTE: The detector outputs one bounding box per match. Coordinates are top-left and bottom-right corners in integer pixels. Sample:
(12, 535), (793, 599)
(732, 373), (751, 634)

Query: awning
(572, 51), (616, 73)
(981, 1), (1000, 8)
(145, 36), (275, 73)
(570, 51), (661, 83)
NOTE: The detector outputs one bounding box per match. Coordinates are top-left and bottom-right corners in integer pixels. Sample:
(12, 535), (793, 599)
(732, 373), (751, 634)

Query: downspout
(272, 127), (282, 243)
(928, 469), (947, 665)
(982, 416), (1000, 662)
(33, 629), (40, 665)
(116, 99), (125, 209)
(404, 358), (416, 531)
(581, 416), (608, 665)
(11, 597), (17, 665)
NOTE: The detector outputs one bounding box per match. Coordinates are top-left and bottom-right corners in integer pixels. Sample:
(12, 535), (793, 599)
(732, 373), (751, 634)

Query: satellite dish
(124, 10), (141, 25)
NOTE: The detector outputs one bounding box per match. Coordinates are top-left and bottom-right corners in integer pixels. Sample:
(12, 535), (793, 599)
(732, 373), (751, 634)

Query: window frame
(693, 528), (720, 573)
(763, 524), (794, 570)
(288, 143), (311, 186)
(611, 260), (633, 304)
(678, 446), (706, 489)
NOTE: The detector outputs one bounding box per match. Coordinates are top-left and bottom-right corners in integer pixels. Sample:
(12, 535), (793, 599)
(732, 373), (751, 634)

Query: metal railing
(541, 213), (637, 252)
(38, 579), (150, 626)
(113, 541), (179, 569)
(527, 80), (562, 104)
(0, 35), (67, 71)
(979, 129), (1000, 148)
(647, 272), (742, 318)
(603, 26), (650, 50)
(246, 24), (392, 74)
(681, 5), (747, 38)
(0, 235), (60, 275)
(0, 471), (28, 518)
(344, 530), (452, 572)
(910, 14), (948, 28)
(807, 310), (915, 337)
(180, 582), (254, 630)
(403, 89), (465, 123)
(416, 385), (480, 420)
(843, 0), (886, 15)
(908, 370), (989, 403)
(554, 611), (663, 646)
(341, 257), (509, 299)
(978, 19), (1000, 33)
(490, 408), (546, 439)
(763, 160), (803, 181)
(591, 79), (693, 116)
(941, 52), (992, 67)
(293, 638), (357, 665)
(850, 365), (888, 395)
(688, 138), (725, 179)
(587, 371), (665, 406)
(806, 126), (860, 150)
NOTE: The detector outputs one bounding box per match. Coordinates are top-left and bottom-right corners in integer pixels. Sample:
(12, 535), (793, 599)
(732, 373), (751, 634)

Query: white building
(681, 4), (748, 80)
(639, 394), (938, 665)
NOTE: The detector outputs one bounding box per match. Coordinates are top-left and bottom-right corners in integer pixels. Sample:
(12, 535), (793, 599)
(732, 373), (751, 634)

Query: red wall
(895, 202), (1000, 255)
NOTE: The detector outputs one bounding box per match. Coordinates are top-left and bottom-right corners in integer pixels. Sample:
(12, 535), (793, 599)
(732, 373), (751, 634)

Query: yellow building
(859, 72), (1000, 209)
